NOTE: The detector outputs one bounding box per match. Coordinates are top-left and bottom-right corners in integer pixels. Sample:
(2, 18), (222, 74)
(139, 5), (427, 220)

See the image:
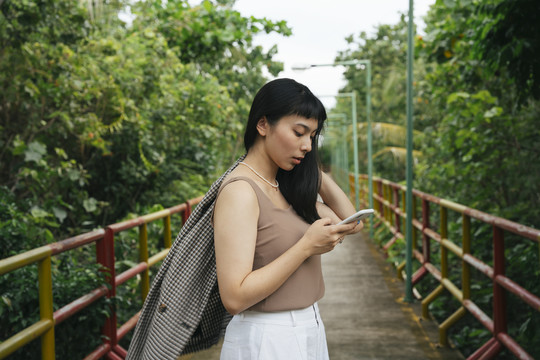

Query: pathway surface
(185, 231), (464, 359)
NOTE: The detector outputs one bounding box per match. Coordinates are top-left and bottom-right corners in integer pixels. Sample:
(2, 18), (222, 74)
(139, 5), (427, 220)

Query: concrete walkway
(185, 231), (464, 359)
(319, 231), (463, 360)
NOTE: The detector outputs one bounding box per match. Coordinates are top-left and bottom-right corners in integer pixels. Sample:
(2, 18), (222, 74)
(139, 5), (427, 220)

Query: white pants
(220, 303), (329, 360)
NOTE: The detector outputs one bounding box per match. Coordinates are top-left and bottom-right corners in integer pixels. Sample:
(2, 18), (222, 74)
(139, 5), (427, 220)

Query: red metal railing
(354, 174), (540, 359)
(0, 196), (202, 360)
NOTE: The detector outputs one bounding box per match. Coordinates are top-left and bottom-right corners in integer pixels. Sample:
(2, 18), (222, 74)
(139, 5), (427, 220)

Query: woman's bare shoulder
(215, 175), (259, 217)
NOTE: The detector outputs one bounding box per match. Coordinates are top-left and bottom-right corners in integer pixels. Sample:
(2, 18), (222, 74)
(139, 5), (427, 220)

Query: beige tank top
(214, 176), (325, 312)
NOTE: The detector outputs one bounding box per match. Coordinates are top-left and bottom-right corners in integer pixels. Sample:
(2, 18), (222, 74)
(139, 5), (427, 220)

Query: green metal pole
(351, 92), (359, 210)
(342, 119), (348, 190)
(366, 62), (374, 237)
(404, 0), (415, 303)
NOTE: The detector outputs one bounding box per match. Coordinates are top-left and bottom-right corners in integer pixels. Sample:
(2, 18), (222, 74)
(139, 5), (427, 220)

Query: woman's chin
(281, 162), (296, 171)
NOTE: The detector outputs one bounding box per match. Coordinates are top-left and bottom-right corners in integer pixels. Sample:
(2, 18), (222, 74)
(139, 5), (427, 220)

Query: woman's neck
(243, 148), (278, 181)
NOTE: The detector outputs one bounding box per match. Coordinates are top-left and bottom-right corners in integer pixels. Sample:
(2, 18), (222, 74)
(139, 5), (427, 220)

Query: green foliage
(1, 0), (290, 357)
(51, 257), (110, 358)
(0, 258), (108, 359)
(1, 0), (110, 238)
(337, 17), (409, 126)
(131, 0), (290, 162)
(0, 0), (90, 48)
(1, 0), (291, 232)
(332, 16), (425, 182)
(418, 89), (526, 213)
(474, 0), (540, 103)
(416, 0), (540, 226)
(1, 186), (55, 257)
(416, 1), (540, 356)
(1, 0), (290, 236)
(337, 0), (540, 357)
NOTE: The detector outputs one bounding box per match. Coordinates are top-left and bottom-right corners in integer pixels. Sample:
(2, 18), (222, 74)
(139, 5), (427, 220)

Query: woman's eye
(294, 131), (303, 137)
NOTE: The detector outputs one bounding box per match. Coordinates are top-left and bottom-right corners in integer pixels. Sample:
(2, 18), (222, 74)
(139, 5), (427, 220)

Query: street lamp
(293, 60), (373, 228)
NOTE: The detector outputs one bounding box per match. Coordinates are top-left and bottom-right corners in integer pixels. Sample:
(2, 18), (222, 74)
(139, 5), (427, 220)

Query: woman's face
(261, 114), (319, 171)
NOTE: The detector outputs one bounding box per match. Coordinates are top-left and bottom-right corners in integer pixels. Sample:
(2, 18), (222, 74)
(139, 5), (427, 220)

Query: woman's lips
(292, 157), (303, 165)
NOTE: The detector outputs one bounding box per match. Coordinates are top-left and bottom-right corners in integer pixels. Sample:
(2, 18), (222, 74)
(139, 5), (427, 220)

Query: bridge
(1, 174), (539, 359)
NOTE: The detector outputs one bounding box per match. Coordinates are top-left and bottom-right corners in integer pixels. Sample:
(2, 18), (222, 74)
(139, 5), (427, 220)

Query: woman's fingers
(353, 221), (364, 232)
(332, 222), (356, 235)
(333, 236), (344, 246)
(331, 220), (364, 244)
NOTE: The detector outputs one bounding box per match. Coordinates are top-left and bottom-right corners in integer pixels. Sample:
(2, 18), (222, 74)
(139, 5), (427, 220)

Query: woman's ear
(256, 117), (269, 137)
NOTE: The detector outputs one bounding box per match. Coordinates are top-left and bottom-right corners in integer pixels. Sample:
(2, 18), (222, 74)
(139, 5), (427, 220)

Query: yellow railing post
(438, 206), (466, 346)
(440, 207), (448, 279)
(38, 256), (55, 360)
(422, 284), (444, 319)
(387, 184), (392, 224)
(421, 206), (448, 319)
(440, 307), (467, 346)
(462, 214), (471, 300)
(380, 183), (385, 219)
(164, 215), (172, 249)
(433, 213), (472, 347)
(139, 223), (150, 300)
(384, 183), (390, 223)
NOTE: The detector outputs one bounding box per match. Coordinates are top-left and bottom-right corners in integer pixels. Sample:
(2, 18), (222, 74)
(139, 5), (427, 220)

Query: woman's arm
(214, 180), (355, 315)
(318, 172), (364, 235)
(318, 171), (357, 219)
(316, 201), (341, 224)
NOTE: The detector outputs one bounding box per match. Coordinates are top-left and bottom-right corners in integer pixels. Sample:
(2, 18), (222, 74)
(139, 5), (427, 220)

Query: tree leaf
(30, 206), (50, 218)
(24, 141), (47, 163)
(447, 92), (470, 104)
(83, 198), (98, 213)
(52, 207), (67, 223)
(483, 106), (502, 118)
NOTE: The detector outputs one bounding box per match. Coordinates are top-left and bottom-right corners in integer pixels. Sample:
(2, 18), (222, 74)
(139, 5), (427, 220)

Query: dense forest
(0, 0), (291, 357)
(1, 0), (539, 358)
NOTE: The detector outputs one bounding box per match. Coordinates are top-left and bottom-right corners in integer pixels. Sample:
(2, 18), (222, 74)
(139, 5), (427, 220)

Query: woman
(213, 78), (363, 359)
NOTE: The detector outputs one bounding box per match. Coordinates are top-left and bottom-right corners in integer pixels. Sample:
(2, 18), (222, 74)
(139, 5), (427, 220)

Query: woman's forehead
(280, 115), (319, 130)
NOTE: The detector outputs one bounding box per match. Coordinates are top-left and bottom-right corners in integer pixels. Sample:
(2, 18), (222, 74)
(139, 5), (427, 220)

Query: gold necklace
(239, 162), (279, 190)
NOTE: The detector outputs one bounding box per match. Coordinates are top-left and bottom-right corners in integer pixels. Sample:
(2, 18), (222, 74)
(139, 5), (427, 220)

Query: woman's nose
(301, 139), (312, 153)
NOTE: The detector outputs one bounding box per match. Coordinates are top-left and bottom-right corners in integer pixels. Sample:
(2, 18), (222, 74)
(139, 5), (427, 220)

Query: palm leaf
(373, 146), (422, 164)
(357, 122), (424, 145)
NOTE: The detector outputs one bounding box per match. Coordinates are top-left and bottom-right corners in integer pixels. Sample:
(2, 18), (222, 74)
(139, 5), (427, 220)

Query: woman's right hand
(300, 217), (356, 256)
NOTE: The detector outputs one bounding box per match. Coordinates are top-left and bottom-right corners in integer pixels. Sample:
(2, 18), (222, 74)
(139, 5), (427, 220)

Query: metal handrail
(353, 173), (540, 359)
(0, 196), (203, 360)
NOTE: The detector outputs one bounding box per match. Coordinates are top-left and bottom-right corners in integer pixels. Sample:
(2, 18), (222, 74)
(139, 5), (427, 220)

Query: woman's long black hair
(244, 78), (327, 224)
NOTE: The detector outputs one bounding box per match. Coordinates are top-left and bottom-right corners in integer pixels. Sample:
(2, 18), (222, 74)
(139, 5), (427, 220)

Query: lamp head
(291, 63), (313, 71)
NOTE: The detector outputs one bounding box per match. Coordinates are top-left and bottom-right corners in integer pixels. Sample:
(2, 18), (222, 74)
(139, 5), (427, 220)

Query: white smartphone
(337, 209), (374, 225)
